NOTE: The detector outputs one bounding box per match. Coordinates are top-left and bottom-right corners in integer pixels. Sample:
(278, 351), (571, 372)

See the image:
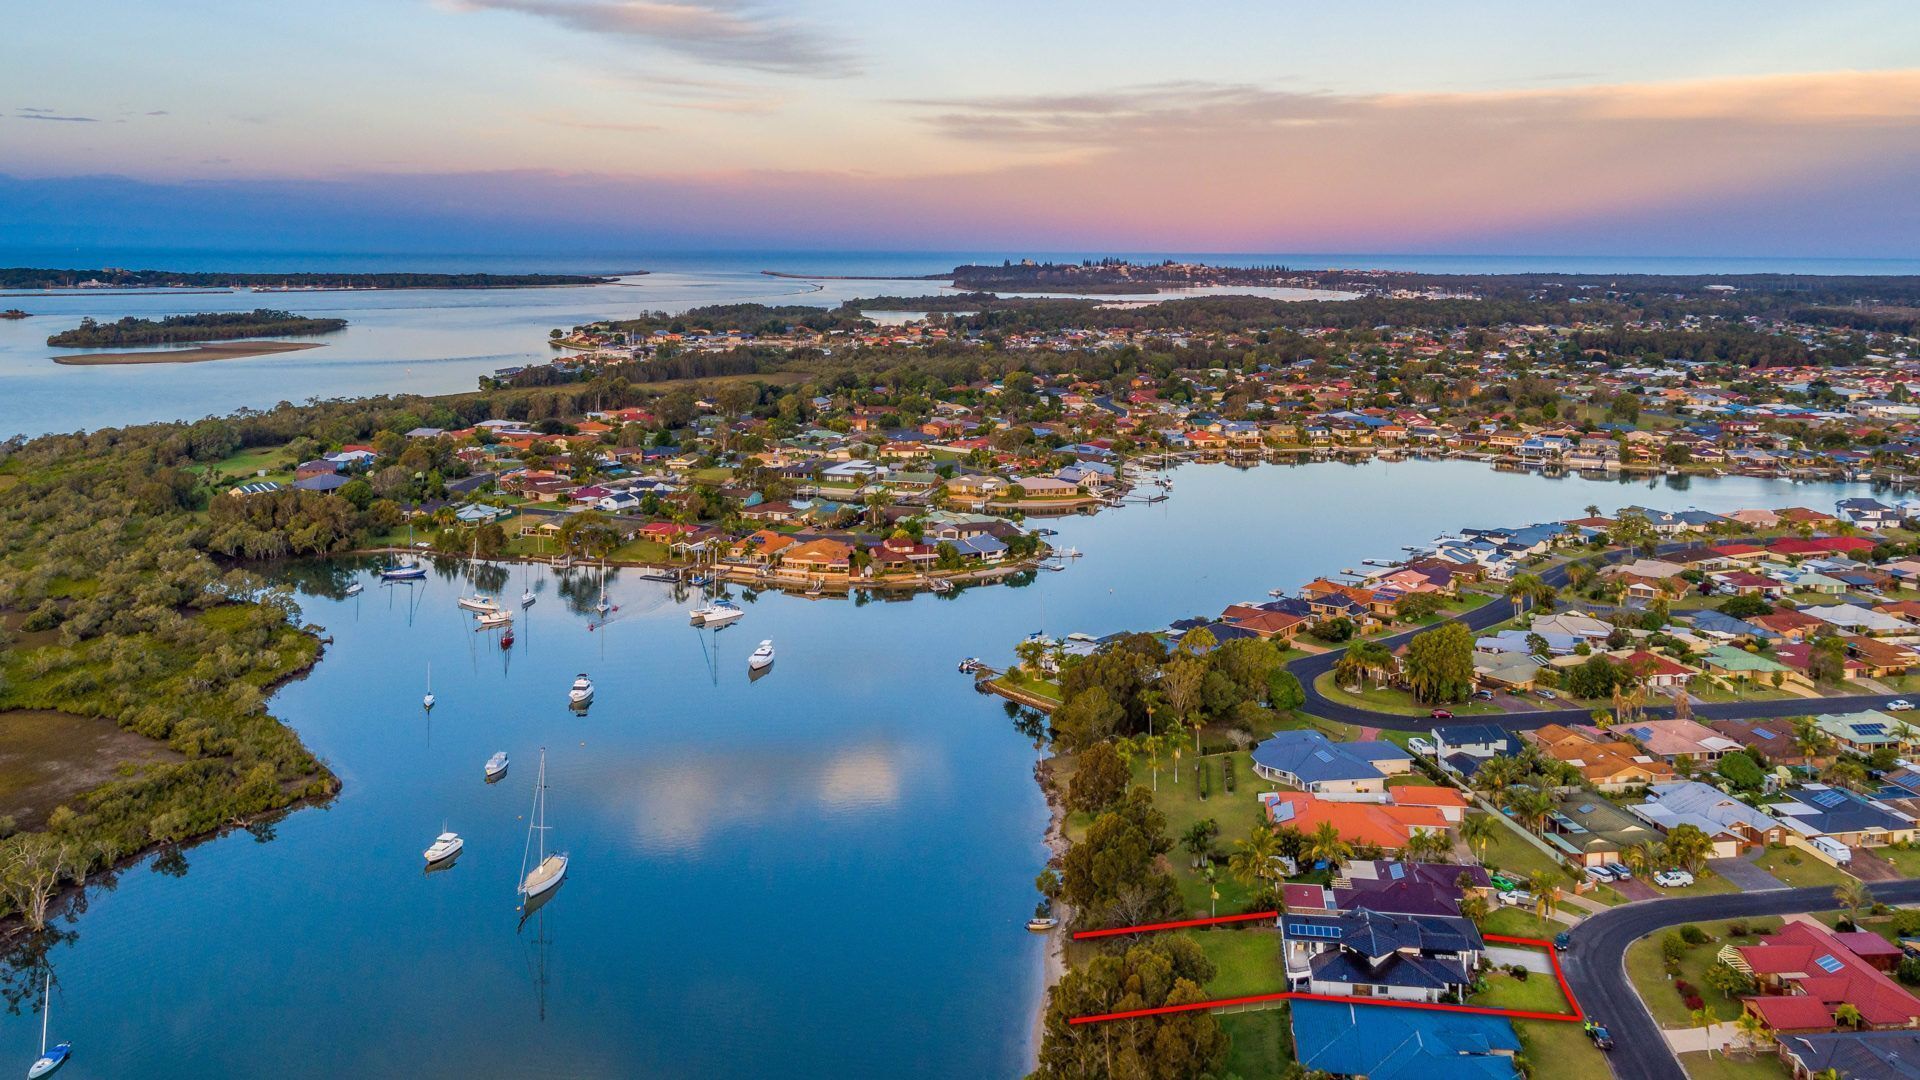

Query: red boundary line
(1067, 931), (1584, 1026)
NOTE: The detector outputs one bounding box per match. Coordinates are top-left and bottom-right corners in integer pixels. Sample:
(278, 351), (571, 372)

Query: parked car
(1653, 869), (1694, 888)
(1553, 931), (1572, 952)
(1538, 689), (1558, 700)
(1604, 862), (1632, 880)
(1430, 708), (1453, 720)
(1473, 689), (1495, 700)
(1490, 874), (1520, 893)
(1498, 889), (1537, 908)
(1584, 865), (1616, 883)
(1889, 698), (1914, 712)
(1407, 736), (1435, 756)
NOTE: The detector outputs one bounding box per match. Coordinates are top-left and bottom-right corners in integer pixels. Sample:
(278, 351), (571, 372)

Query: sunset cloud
(447, 0), (853, 76)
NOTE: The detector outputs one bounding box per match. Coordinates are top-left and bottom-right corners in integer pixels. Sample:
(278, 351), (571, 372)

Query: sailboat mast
(40, 970), (49, 1054)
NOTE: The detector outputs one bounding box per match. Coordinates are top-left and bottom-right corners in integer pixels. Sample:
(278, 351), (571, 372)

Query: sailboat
(423, 663), (436, 710)
(594, 558), (614, 616)
(344, 580), (364, 597)
(26, 972), (69, 1079)
(476, 609), (513, 630)
(748, 639), (775, 671)
(381, 521), (427, 580)
(521, 563), (535, 608)
(518, 749), (568, 903)
(458, 594), (502, 614)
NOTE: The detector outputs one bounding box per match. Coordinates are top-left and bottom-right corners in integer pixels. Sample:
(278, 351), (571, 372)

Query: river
(0, 460), (1889, 1078)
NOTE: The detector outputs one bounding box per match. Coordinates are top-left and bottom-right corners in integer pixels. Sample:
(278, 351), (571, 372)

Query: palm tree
(1790, 715), (1830, 762)
(1307, 821), (1353, 875)
(1458, 813), (1496, 864)
(1691, 1008), (1719, 1058)
(1662, 823), (1715, 872)
(1623, 841), (1662, 878)
(1733, 1011), (1772, 1056)
(1139, 734), (1165, 792)
(1835, 1003), (1864, 1030)
(1505, 573), (1556, 618)
(1835, 879), (1873, 925)
(1403, 829), (1450, 865)
(1508, 788), (1555, 834)
(1459, 891), (1490, 927)
(1228, 826), (1283, 901)
(1529, 870), (1560, 920)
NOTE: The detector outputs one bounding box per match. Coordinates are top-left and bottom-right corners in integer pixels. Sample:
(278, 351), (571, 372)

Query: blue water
(0, 459), (1886, 1078)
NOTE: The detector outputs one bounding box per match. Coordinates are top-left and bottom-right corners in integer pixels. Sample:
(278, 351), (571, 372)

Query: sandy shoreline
(52, 340), (327, 365)
(1030, 756), (1071, 1067)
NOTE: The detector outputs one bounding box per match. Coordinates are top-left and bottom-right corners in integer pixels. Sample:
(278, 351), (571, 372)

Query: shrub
(1683, 994), (1706, 1011)
(1662, 932), (1689, 962)
(1899, 957), (1920, 986)
(1680, 925), (1710, 945)
(1509, 964), (1530, 981)
(1728, 921), (1748, 937)
(1674, 980), (1696, 996)
(1836, 918), (1858, 933)
(1892, 910), (1920, 937)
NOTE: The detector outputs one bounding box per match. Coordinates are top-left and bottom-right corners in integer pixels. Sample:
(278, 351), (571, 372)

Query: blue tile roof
(1291, 1000), (1520, 1079)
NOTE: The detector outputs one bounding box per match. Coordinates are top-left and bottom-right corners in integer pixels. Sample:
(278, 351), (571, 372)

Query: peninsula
(47, 309), (348, 348)
(1, 267), (622, 290)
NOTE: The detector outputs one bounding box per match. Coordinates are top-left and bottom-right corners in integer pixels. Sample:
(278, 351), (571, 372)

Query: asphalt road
(1561, 879), (1920, 1079)
(1286, 543), (1913, 732)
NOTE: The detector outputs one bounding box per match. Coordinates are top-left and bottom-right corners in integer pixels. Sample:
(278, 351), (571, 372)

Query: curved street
(1561, 880), (1920, 1079)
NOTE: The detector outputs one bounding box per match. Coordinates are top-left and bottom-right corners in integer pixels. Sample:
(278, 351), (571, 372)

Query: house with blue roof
(1250, 730), (1411, 794)
(1291, 1000), (1520, 1079)
(1282, 908), (1483, 1002)
(1767, 784), (1917, 847)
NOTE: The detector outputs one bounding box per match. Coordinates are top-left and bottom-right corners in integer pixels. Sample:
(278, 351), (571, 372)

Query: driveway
(1708, 854), (1787, 893)
(1851, 846), (1903, 883)
(1611, 876), (1662, 901)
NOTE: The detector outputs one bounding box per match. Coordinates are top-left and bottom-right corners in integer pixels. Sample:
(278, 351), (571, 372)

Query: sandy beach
(52, 340), (326, 365)
(1030, 757), (1072, 1066)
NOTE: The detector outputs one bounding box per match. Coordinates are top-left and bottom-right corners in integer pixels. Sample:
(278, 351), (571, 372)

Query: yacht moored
(458, 594), (501, 613)
(690, 598), (743, 626)
(518, 749), (568, 903)
(748, 640), (775, 670)
(423, 831), (463, 865)
(485, 752), (510, 780)
(344, 581), (363, 597)
(567, 674), (594, 705)
(476, 610), (513, 629)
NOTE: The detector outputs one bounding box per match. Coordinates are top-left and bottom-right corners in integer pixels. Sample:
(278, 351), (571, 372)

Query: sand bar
(52, 340), (326, 365)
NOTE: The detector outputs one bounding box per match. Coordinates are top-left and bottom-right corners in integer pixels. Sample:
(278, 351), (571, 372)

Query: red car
(1430, 708), (1453, 719)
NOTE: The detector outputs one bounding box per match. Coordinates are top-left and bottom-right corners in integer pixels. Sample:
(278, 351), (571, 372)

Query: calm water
(0, 460), (1886, 1078)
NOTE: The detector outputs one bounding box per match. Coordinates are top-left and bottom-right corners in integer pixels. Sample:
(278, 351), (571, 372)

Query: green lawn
(1482, 906), (1563, 940)
(1624, 917), (1783, 1027)
(1870, 845), (1920, 876)
(1477, 970), (1573, 1014)
(1219, 1007), (1293, 1079)
(1678, 1050), (1790, 1080)
(203, 442), (293, 478)
(1750, 845), (1855, 890)
(1310, 673), (1505, 716)
(1189, 928), (1285, 998)
(1476, 814), (1570, 882)
(607, 538), (672, 563)
(1516, 1019), (1613, 1080)
(1652, 868), (1741, 898)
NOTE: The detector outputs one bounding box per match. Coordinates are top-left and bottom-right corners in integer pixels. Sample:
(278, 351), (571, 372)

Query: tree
(1716, 594), (1773, 619)
(1564, 654), (1623, 699)
(1033, 936), (1230, 1080)
(1732, 1010), (1772, 1057)
(1791, 716), (1831, 761)
(1266, 668), (1306, 712)
(1662, 823), (1714, 872)
(1182, 819), (1219, 870)
(1507, 788), (1555, 834)
(1058, 789), (1181, 931)
(1403, 622), (1475, 703)
(1394, 591), (1443, 623)
(1705, 960), (1753, 1001)
(1807, 636), (1848, 684)
(1306, 821), (1353, 874)
(1065, 741), (1131, 813)
(1051, 687), (1123, 752)
(1530, 870), (1560, 920)
(1835, 879), (1874, 925)
(1835, 1003), (1864, 1030)
(1458, 813), (1496, 864)
(1716, 751), (1765, 792)
(1611, 509), (1659, 555)
(1160, 656), (1206, 725)
(1227, 825), (1284, 904)
(1403, 828), (1451, 864)
(1691, 1007), (1718, 1058)
(1504, 573), (1556, 617)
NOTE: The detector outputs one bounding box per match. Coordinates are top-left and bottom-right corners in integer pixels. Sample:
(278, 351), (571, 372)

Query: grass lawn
(1274, 712), (1365, 741)
(1516, 1019), (1613, 1080)
(1654, 868), (1741, 899)
(1873, 845), (1920, 876)
(1481, 906), (1563, 940)
(1219, 1008), (1293, 1079)
(1189, 928), (1285, 998)
(688, 467), (734, 484)
(1678, 1050), (1791, 1080)
(1477, 970), (1572, 1014)
(203, 442), (293, 478)
(1750, 845), (1856, 890)
(1476, 814), (1570, 882)
(607, 538), (672, 563)
(1624, 917), (1783, 1027)
(1311, 672), (1504, 716)
(995, 674), (1065, 706)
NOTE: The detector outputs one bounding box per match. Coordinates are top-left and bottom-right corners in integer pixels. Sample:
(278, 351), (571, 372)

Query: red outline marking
(1072, 911), (1279, 939)
(1067, 931), (1584, 1026)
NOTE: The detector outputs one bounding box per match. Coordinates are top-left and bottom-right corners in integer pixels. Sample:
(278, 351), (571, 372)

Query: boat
(929, 577), (954, 593)
(381, 522), (428, 580)
(500, 627), (515, 648)
(344, 581), (363, 597)
(1026, 916), (1058, 932)
(518, 749), (568, 903)
(423, 831), (463, 865)
(458, 594), (502, 613)
(957, 657), (983, 674)
(521, 588), (535, 607)
(422, 663), (435, 711)
(485, 752), (509, 780)
(748, 640), (775, 670)
(1062, 547), (1082, 558)
(26, 971), (68, 1079)
(594, 559), (614, 615)
(476, 610), (513, 629)
(567, 674), (594, 704)
(690, 598), (743, 626)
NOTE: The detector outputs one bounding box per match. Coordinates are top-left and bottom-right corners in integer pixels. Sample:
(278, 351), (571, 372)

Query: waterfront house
(1249, 730), (1411, 793)
(1289, 1001), (1520, 1080)
(1281, 907), (1483, 1002)
(1258, 791), (1453, 851)
(1281, 861), (1494, 919)
(1838, 497), (1903, 530)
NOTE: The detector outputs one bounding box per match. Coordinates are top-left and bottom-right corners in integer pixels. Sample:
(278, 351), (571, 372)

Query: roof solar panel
(1754, 728), (1777, 741)
(1856, 723), (1887, 736)
(1389, 863), (1405, 880)
(1313, 750), (1334, 763)
(1815, 954), (1844, 973)
(1813, 789), (1847, 807)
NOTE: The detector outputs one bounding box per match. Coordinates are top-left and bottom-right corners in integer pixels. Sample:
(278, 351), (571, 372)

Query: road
(1286, 544), (1913, 732)
(1561, 879), (1920, 1079)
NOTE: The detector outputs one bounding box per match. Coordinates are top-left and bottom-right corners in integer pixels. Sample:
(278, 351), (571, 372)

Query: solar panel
(1313, 750), (1335, 763)
(1856, 723), (1887, 736)
(1754, 728), (1777, 741)
(1286, 922), (1342, 940)
(1813, 789), (1848, 808)
(1815, 954), (1844, 973)
(1389, 863), (1406, 880)
(1579, 804), (1598, 814)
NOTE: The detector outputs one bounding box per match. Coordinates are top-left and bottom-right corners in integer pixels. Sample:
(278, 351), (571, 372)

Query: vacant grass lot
(1219, 1007), (1293, 1079)
(1677, 1050), (1791, 1080)
(1477, 970), (1572, 1014)
(1750, 845), (1855, 890)
(1516, 1018), (1613, 1080)
(1189, 928), (1285, 998)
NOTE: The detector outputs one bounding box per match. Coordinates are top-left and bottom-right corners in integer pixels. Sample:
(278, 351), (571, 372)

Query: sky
(6, 0), (1920, 257)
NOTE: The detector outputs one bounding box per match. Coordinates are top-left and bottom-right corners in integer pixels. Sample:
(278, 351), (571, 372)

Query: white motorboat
(458, 594), (502, 614)
(748, 640), (775, 670)
(26, 971), (69, 1079)
(485, 752), (509, 780)
(521, 589), (535, 607)
(518, 749), (568, 903)
(423, 663), (435, 710)
(690, 599), (743, 626)
(476, 610), (513, 629)
(344, 581), (363, 597)
(567, 674), (594, 704)
(423, 831), (463, 864)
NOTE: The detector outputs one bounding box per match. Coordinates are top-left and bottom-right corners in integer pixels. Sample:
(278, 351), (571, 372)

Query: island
(1, 267), (622, 290)
(0, 308), (28, 320)
(48, 309), (349, 348)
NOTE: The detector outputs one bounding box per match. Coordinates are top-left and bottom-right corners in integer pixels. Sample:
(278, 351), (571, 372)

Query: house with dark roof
(1250, 730), (1411, 794)
(1319, 860), (1493, 918)
(1290, 1000), (1520, 1080)
(1282, 908), (1483, 1002)
(1765, 784), (1917, 848)
(1430, 723), (1515, 780)
(1778, 1029), (1920, 1080)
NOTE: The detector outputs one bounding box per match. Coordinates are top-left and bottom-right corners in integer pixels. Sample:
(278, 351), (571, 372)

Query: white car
(1888, 699), (1914, 712)
(1498, 890), (1537, 908)
(1653, 870), (1695, 888)
(1407, 736), (1436, 756)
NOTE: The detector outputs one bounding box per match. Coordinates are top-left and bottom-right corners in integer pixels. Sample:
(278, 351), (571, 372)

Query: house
(227, 480), (282, 497)
(1806, 603), (1915, 637)
(1298, 860), (1495, 918)
(1629, 781), (1789, 857)
(1543, 795), (1662, 868)
(1249, 730), (1411, 794)
(1431, 723), (1515, 779)
(1736, 921), (1920, 1032)
(1705, 718), (1832, 769)
(1290, 1000), (1520, 1080)
(1837, 497), (1904, 530)
(1777, 1030), (1920, 1080)
(1765, 784), (1917, 848)
(1281, 907), (1483, 1002)
(1218, 602), (1308, 644)
(782, 537), (855, 575)
(1702, 645), (1805, 688)
(1615, 651), (1699, 689)
(1603, 719), (1742, 764)
(290, 473), (350, 493)
(294, 458), (338, 480)
(1813, 710), (1916, 754)
(1258, 791), (1453, 850)
(1526, 723), (1676, 790)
